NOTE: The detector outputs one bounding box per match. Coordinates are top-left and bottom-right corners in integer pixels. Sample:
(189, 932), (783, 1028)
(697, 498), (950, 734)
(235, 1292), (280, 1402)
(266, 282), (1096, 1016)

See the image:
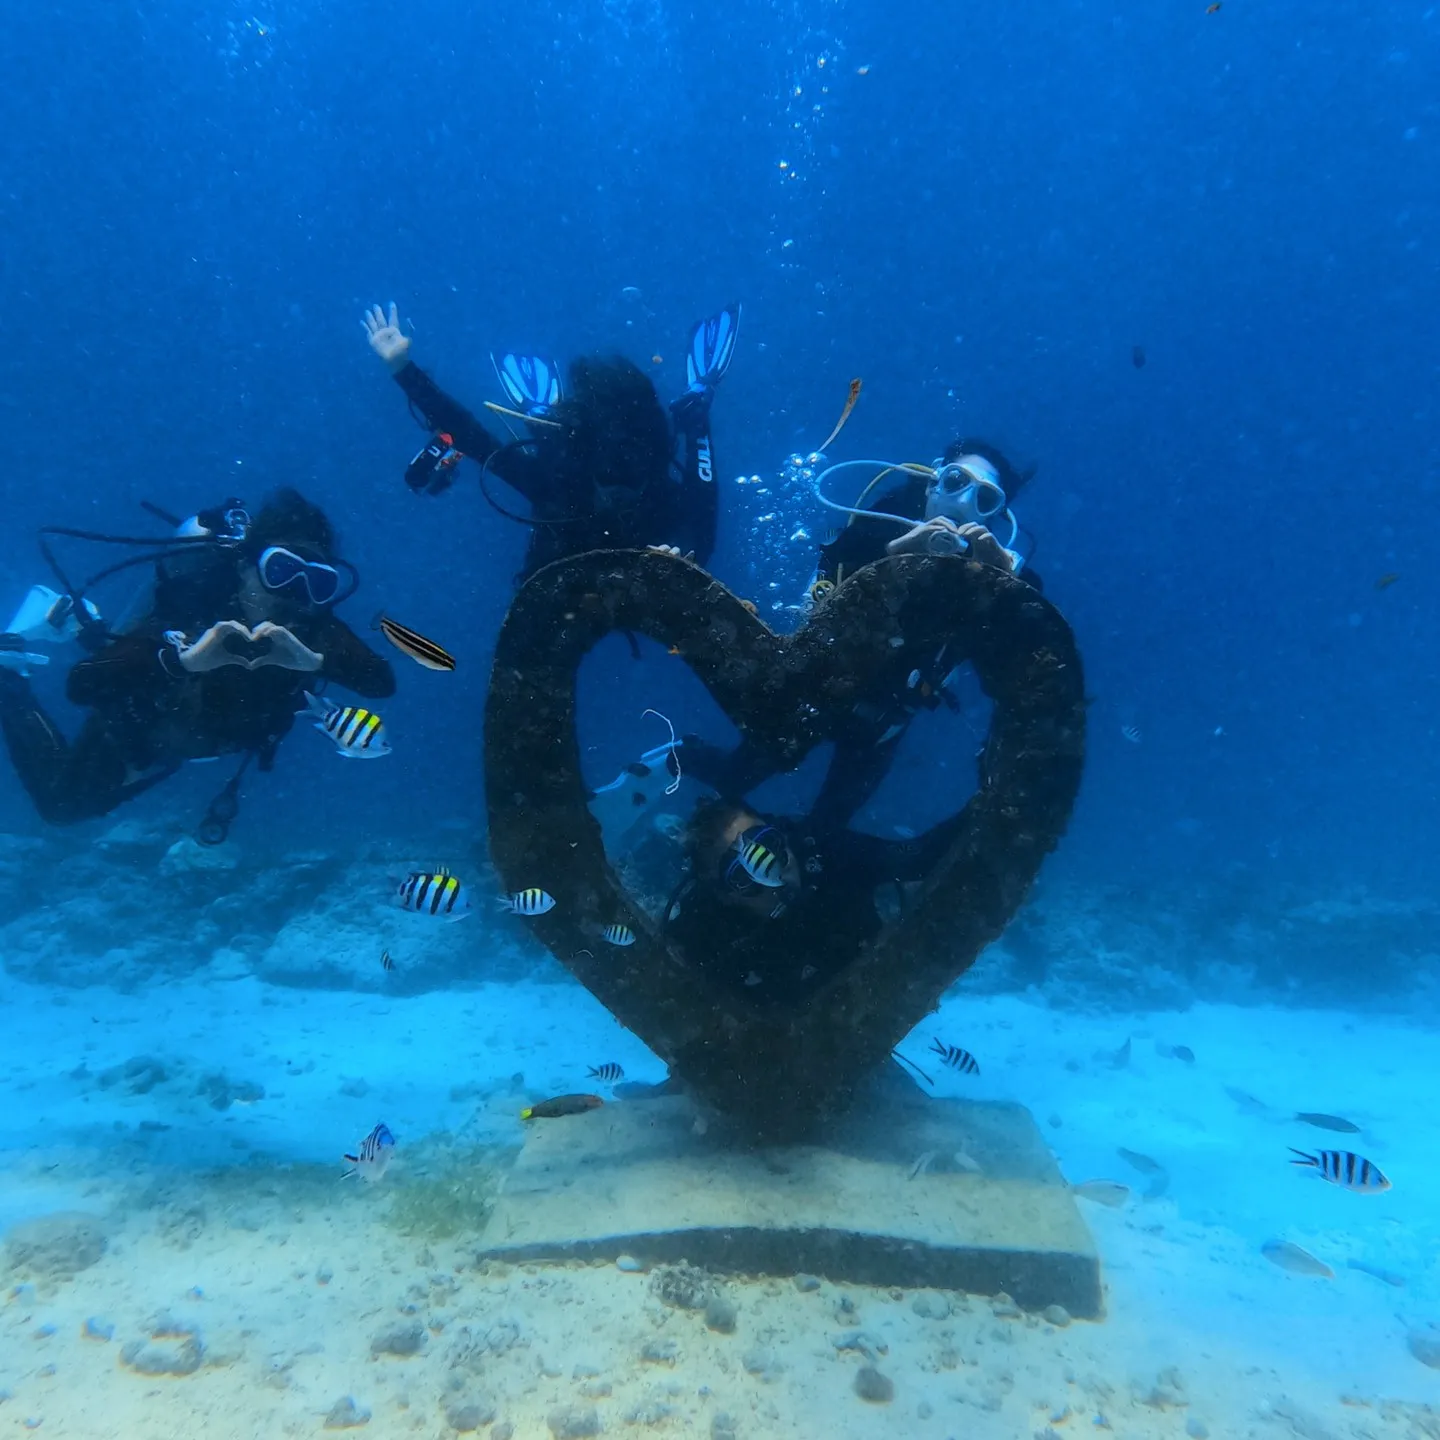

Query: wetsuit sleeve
(393, 362), (545, 504)
(65, 633), (172, 709)
(814, 482), (919, 586)
(313, 621), (396, 699)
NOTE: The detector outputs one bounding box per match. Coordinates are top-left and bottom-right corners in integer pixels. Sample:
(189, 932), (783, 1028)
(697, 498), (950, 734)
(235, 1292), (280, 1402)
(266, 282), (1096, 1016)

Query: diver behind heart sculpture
(485, 547), (1085, 1141)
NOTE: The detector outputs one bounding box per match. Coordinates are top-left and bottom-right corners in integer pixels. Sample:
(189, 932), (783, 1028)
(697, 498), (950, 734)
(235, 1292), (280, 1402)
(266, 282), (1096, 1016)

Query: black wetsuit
(685, 474), (1041, 833)
(668, 814), (964, 1004)
(395, 362), (718, 579)
(0, 563), (394, 825)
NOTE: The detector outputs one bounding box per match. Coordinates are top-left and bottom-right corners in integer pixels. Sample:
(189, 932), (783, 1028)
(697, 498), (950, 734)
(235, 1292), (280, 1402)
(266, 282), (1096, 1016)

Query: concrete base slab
(481, 1073), (1102, 1318)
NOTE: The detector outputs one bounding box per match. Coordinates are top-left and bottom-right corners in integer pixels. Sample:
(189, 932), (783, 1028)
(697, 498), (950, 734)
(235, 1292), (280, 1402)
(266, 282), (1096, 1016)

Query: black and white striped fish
(302, 691), (390, 758)
(374, 613), (456, 672)
(930, 1038), (980, 1075)
(397, 869), (470, 920)
(341, 1122), (395, 1182)
(500, 888), (556, 916)
(601, 923), (636, 947)
(1289, 1148), (1391, 1193)
(587, 1063), (625, 1083)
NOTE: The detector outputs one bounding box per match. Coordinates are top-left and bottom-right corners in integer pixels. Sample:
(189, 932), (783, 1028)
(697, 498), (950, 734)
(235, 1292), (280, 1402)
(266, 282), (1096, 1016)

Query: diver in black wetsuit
(665, 796), (963, 1002)
(0, 489), (394, 827)
(682, 438), (1043, 834)
(362, 301), (739, 581)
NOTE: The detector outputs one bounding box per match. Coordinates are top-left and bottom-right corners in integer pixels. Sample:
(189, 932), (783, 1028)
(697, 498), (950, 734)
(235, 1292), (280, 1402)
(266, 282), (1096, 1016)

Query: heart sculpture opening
(485, 549), (1085, 1141)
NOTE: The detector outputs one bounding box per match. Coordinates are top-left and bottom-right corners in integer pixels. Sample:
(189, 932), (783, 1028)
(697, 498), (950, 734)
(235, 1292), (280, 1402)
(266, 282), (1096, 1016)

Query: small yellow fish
(520, 1093), (604, 1121)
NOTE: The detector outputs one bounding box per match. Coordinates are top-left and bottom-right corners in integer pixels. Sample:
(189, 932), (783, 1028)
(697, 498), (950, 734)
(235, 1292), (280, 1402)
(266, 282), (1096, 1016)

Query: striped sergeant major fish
(500, 888), (556, 916)
(342, 1122), (395, 1182)
(302, 691), (390, 758)
(398, 869), (470, 920)
(374, 612), (456, 672)
(930, 1038), (980, 1075)
(729, 828), (785, 888)
(1289, 1148), (1391, 1193)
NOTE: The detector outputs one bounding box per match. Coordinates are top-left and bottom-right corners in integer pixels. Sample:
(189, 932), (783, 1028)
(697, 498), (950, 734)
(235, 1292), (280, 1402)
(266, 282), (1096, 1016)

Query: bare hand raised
(362, 302), (411, 374)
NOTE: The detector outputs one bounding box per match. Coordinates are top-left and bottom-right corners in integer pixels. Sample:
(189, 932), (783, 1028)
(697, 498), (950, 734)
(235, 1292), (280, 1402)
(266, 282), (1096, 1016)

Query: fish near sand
(1294, 1112), (1360, 1134)
(1289, 1148), (1390, 1193)
(397, 870), (470, 920)
(520, 1094), (604, 1121)
(341, 1123), (396, 1182)
(1262, 1240), (1333, 1279)
(1117, 1147), (1165, 1176)
(929, 1039), (980, 1075)
(1346, 1259), (1405, 1288)
(500, 888), (556, 917)
(1225, 1086), (1271, 1117)
(1071, 1180), (1130, 1208)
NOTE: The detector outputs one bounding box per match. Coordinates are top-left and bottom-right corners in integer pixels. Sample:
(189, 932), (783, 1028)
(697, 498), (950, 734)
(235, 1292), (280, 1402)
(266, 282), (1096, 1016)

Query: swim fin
(0, 633), (49, 674)
(684, 303), (741, 392)
(4, 585), (100, 644)
(587, 739), (689, 851)
(491, 353), (564, 418)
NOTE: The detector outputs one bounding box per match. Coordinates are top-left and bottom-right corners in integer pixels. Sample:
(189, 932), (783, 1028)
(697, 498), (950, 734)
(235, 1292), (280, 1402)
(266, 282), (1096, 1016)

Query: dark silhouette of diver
(0, 489), (393, 829)
(362, 300), (740, 583)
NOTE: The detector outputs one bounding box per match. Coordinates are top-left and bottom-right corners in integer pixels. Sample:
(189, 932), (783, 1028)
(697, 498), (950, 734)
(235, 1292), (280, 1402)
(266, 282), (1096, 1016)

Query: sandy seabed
(1, 968), (1437, 1439)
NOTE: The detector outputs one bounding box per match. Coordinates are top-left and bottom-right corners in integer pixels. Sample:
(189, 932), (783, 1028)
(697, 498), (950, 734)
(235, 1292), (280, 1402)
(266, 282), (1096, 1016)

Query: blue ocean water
(1, 2), (1437, 1435)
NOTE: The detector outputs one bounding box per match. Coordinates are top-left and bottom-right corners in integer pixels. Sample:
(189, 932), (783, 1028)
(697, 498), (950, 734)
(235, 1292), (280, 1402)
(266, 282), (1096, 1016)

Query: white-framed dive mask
(924, 454), (1020, 550)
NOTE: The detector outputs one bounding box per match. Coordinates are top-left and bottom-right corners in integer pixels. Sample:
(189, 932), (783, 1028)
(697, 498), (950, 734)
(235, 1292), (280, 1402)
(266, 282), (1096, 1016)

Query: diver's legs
(0, 672), (138, 824)
(810, 729), (904, 834)
(679, 734), (781, 801)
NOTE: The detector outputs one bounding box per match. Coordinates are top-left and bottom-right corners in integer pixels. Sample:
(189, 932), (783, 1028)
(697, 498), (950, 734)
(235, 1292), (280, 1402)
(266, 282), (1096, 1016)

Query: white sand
(1, 959), (1437, 1438)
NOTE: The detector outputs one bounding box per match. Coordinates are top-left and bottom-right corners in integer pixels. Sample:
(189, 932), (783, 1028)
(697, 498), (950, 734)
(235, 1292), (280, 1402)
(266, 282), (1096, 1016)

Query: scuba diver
(361, 300), (740, 581)
(0, 488), (394, 834)
(661, 795), (962, 1003)
(679, 437), (1043, 835)
(809, 437), (1040, 594)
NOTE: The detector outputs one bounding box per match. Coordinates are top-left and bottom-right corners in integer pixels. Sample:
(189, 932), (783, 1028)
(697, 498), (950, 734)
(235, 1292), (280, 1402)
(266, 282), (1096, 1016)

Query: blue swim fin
(491, 353), (564, 417)
(685, 303), (741, 392)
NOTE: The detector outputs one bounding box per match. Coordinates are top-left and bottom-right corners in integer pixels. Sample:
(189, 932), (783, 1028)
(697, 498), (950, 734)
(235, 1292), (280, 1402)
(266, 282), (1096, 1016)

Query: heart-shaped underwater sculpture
(485, 549), (1085, 1142)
